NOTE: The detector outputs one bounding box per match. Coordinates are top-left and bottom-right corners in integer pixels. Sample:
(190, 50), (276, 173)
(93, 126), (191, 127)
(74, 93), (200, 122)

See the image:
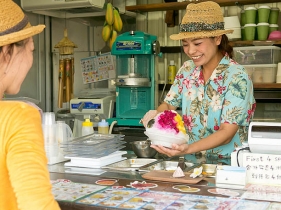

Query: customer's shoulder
(0, 101), (38, 113)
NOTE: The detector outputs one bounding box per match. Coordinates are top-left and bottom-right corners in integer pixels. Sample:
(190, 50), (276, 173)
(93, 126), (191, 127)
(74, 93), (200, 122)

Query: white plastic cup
(42, 112), (56, 125)
(42, 124), (58, 158)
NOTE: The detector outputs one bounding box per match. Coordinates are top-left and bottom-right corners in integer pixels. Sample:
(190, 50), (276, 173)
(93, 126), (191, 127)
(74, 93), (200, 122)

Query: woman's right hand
(150, 143), (189, 157)
(141, 110), (158, 128)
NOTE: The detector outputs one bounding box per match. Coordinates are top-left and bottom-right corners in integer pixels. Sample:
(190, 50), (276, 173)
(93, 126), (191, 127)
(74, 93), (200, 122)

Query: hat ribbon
(180, 22), (224, 33)
(0, 15), (29, 36)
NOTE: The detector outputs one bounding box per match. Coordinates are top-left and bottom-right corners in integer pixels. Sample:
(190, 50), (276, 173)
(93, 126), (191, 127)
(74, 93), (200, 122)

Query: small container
(98, 119), (109, 134)
(81, 118), (94, 136)
(244, 64), (277, 83)
(233, 46), (281, 64)
(168, 60), (176, 84)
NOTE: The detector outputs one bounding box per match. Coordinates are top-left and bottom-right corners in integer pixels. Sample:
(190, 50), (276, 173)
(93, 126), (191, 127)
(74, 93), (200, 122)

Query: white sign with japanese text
(243, 153), (281, 185)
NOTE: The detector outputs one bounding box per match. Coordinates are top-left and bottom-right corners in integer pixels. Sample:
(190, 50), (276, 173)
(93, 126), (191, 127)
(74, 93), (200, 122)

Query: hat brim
(0, 25), (45, 47)
(170, 29), (234, 40)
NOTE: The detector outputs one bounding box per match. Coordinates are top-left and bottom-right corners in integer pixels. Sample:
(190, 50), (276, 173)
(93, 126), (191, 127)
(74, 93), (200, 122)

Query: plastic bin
(244, 64), (277, 83)
(234, 46), (281, 64)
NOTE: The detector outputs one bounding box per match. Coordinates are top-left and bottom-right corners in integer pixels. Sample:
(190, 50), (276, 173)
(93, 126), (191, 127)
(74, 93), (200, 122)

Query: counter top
(49, 154), (281, 210)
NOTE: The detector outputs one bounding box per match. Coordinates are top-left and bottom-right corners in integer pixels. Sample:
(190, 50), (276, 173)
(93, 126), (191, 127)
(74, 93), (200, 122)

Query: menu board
(243, 184), (281, 203)
(76, 188), (271, 210)
(243, 153), (281, 185)
(50, 180), (273, 209)
(52, 180), (107, 202)
(80, 52), (115, 84)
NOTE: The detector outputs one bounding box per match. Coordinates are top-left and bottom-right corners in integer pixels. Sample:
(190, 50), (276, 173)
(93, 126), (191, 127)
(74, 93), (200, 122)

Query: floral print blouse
(164, 55), (256, 156)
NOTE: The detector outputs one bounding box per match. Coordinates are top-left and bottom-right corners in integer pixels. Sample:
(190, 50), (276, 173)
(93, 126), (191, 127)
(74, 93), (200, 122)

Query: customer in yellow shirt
(0, 0), (60, 209)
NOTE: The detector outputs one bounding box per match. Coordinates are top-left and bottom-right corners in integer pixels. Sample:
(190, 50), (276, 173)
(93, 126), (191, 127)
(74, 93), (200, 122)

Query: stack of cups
(243, 5), (280, 41)
(244, 7), (257, 40)
(42, 112), (58, 160)
(257, 5), (270, 40)
(269, 7), (280, 33)
(276, 63), (281, 83)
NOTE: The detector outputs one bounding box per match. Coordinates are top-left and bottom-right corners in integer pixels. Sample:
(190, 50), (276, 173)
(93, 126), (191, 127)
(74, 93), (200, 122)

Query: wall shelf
(159, 83), (281, 101)
(160, 40), (281, 54)
(126, 0), (280, 12)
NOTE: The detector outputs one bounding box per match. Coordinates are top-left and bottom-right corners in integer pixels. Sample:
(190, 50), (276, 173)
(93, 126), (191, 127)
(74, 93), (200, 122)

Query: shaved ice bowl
(144, 131), (188, 148)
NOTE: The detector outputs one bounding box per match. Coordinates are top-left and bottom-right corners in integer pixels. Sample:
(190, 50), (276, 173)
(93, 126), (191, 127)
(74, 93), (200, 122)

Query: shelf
(160, 40), (281, 54)
(159, 83), (281, 90)
(254, 83), (281, 89)
(126, 0), (280, 12)
(231, 40), (281, 46)
(159, 83), (281, 101)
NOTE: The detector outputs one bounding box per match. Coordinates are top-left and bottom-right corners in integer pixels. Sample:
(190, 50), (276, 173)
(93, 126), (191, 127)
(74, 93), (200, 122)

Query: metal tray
(142, 161), (194, 171)
(102, 158), (158, 171)
(60, 134), (125, 158)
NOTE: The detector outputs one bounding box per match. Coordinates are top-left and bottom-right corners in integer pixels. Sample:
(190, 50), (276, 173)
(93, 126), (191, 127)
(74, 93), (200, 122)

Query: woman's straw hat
(0, 0), (45, 47)
(170, 1), (233, 40)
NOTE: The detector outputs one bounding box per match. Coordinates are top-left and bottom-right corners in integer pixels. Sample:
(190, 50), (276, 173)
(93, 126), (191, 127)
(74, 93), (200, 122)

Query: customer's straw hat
(170, 1), (233, 40)
(0, 0), (45, 47)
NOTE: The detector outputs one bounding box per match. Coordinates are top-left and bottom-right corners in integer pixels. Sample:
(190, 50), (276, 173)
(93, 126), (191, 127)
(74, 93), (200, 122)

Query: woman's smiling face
(182, 37), (222, 67)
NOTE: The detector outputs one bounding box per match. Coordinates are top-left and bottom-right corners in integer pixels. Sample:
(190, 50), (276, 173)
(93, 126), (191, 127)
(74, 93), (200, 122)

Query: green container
(258, 6), (271, 23)
(241, 10), (246, 26)
(269, 24), (279, 33)
(244, 24), (256, 41)
(245, 7), (257, 24)
(269, 7), (280, 24)
(257, 23), (269, 40)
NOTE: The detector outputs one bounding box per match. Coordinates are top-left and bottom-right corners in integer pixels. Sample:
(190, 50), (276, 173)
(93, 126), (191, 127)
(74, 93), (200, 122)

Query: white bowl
(144, 131), (188, 148)
(224, 16), (241, 29)
(226, 27), (241, 40)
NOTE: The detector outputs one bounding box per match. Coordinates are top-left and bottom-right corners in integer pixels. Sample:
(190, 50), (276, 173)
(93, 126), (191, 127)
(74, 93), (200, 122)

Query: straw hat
(170, 1), (233, 40)
(0, 0), (45, 47)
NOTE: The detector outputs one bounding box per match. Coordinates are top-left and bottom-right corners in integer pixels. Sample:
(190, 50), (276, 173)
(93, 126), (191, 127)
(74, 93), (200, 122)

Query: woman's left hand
(150, 143), (189, 157)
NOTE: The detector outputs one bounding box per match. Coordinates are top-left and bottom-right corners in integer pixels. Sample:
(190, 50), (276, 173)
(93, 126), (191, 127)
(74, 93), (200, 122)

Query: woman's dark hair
(0, 40), (27, 59)
(218, 34), (233, 59)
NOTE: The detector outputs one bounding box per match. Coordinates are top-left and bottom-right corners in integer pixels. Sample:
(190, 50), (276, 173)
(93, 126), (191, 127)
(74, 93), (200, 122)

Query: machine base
(107, 118), (143, 127)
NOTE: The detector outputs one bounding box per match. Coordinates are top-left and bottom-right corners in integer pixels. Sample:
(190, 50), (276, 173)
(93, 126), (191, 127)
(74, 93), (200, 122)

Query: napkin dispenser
(248, 122), (281, 155)
(216, 166), (247, 189)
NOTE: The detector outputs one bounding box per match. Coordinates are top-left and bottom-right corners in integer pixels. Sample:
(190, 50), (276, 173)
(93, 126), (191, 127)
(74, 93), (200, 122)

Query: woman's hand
(150, 143), (189, 157)
(141, 110), (158, 127)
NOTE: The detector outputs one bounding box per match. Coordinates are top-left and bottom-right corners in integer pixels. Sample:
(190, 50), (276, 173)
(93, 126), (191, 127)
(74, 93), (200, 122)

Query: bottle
(98, 119), (109, 134)
(81, 118), (94, 136)
(168, 60), (176, 84)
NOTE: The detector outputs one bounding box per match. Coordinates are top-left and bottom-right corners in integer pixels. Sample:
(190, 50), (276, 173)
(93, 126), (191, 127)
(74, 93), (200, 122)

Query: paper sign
(243, 153), (281, 185)
(80, 52), (115, 84)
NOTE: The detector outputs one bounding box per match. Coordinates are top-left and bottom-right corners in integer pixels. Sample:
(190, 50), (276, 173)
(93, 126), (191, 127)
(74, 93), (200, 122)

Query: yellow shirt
(0, 101), (60, 210)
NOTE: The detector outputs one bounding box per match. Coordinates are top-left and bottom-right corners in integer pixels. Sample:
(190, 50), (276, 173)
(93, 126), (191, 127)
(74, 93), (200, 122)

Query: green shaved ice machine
(108, 31), (162, 126)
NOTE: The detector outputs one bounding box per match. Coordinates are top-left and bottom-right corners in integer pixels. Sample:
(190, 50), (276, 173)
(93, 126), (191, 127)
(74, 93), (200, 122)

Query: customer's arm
(6, 102), (60, 210)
